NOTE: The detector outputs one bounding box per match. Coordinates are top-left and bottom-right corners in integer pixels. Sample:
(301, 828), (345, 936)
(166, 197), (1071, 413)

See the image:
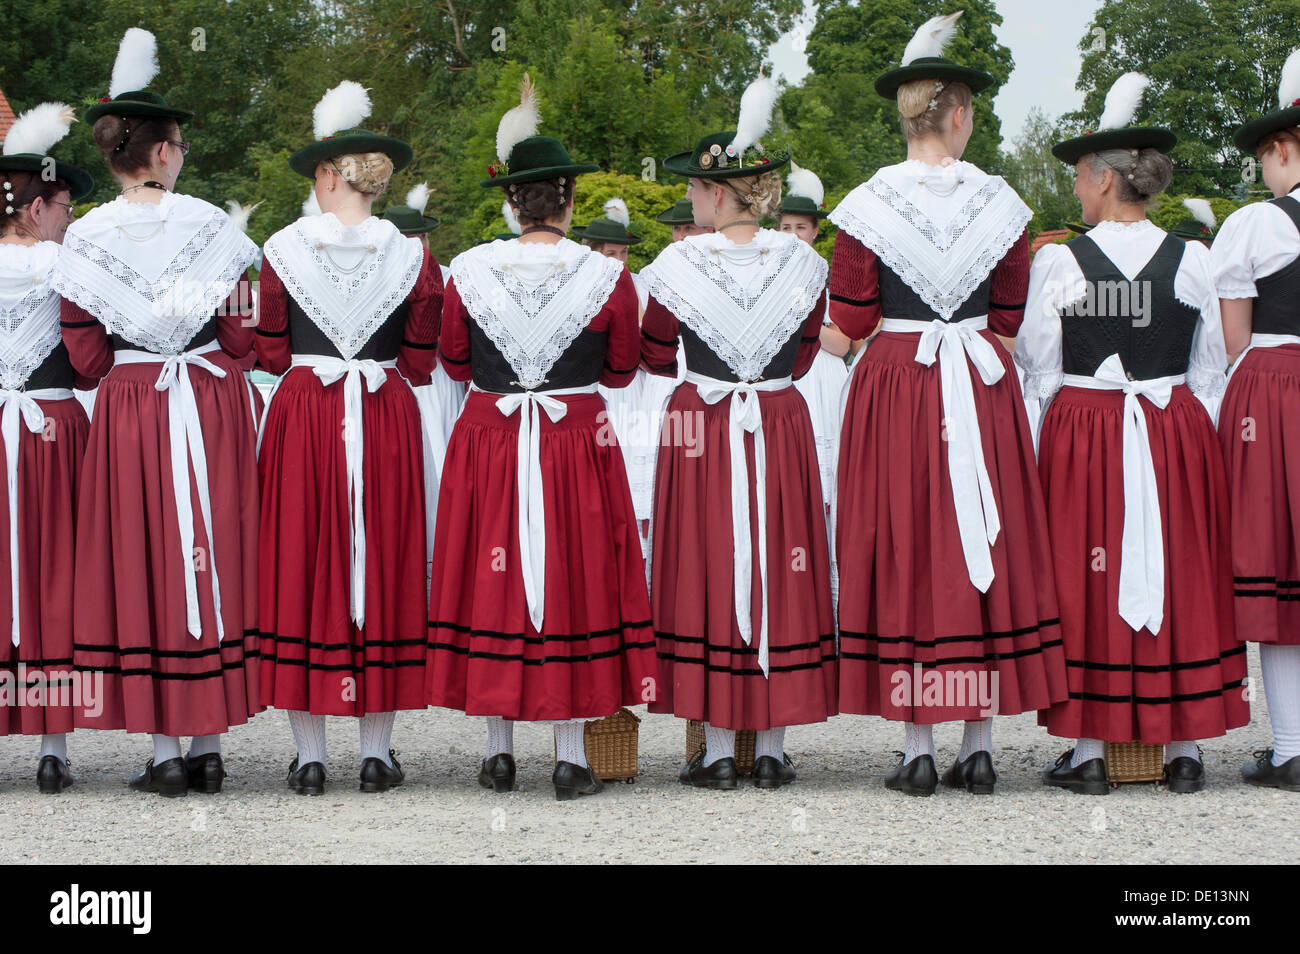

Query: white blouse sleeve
(1211, 202), (1298, 300)
(1015, 243), (1079, 451)
(1176, 241), (1229, 421)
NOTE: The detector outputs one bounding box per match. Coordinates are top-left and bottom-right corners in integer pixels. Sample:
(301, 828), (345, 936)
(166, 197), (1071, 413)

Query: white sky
(769, 0), (1103, 142)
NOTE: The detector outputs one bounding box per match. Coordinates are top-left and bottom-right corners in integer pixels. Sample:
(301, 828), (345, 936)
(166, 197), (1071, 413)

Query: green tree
(999, 108), (1082, 235)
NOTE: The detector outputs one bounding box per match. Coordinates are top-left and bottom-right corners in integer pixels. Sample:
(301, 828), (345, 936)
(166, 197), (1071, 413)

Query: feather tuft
(108, 28), (160, 99)
(224, 199), (263, 233)
(1182, 197), (1216, 230)
(901, 11), (963, 66)
(602, 197), (629, 227)
(496, 73), (540, 163)
(405, 182), (430, 215)
(301, 188), (321, 217)
(1279, 49), (1300, 108)
(501, 200), (521, 235)
(1097, 72), (1150, 131)
(728, 75), (780, 158)
(785, 161), (824, 207)
(2, 103), (76, 157)
(313, 81), (372, 140)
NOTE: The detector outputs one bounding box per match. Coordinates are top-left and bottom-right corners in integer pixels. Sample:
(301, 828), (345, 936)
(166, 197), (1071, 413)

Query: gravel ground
(0, 646), (1292, 864)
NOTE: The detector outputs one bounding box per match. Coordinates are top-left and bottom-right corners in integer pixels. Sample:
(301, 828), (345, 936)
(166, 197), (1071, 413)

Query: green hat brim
(1052, 127), (1177, 164)
(661, 149), (790, 180)
(655, 202), (695, 225)
(290, 130), (413, 179)
(1066, 222), (1091, 235)
(381, 206), (439, 234)
(776, 199), (829, 220)
(874, 58), (995, 99)
(478, 163), (599, 188)
(574, 218), (641, 245)
(1170, 218), (1214, 240)
(85, 91), (193, 125)
(1234, 105), (1300, 154)
(0, 154), (95, 201)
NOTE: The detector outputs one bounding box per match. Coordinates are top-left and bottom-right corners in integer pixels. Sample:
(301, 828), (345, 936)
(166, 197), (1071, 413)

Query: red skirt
(258, 367), (428, 715)
(0, 397), (87, 735)
(835, 329), (1067, 722)
(426, 390), (657, 721)
(1219, 344), (1300, 645)
(648, 382), (837, 730)
(73, 353), (262, 736)
(1039, 385), (1248, 742)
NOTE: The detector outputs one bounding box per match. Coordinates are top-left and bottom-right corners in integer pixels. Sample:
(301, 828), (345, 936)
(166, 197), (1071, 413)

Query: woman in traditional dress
(53, 29), (262, 797)
(640, 76), (836, 791)
(0, 103), (94, 792)
(256, 82), (442, 795)
(1212, 48), (1300, 791)
(1020, 73), (1247, 795)
(829, 13), (1066, 796)
(426, 77), (657, 801)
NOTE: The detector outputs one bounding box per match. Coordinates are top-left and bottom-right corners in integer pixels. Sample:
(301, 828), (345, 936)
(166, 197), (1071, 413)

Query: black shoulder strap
(1148, 231), (1188, 275)
(1268, 195), (1300, 238)
(1064, 234), (1119, 281)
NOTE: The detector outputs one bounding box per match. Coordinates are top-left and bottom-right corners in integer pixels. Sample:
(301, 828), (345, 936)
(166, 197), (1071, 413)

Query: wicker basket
(582, 708), (640, 781)
(1105, 742), (1165, 784)
(685, 720), (756, 776)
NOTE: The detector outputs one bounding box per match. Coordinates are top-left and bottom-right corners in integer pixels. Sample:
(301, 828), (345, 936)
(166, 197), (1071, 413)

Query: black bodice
(1059, 233), (1200, 379)
(109, 314), (220, 354)
(678, 324), (805, 383)
(22, 341), (77, 390)
(1252, 196), (1300, 337)
(467, 322), (610, 392)
(287, 297), (410, 361)
(880, 264), (992, 323)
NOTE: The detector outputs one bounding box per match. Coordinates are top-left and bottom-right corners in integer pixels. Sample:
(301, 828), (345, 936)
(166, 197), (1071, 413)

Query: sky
(768, 0), (1104, 144)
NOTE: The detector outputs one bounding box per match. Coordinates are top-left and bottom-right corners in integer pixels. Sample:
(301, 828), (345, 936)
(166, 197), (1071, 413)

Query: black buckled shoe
(752, 754), (796, 789)
(941, 750), (997, 795)
(884, 752), (937, 796)
(129, 757), (188, 798)
(185, 753), (225, 793)
(36, 756), (73, 794)
(1165, 753), (1205, 794)
(478, 753), (517, 793)
(1242, 749), (1300, 792)
(359, 751), (405, 793)
(1042, 749), (1109, 795)
(552, 761), (603, 801)
(678, 748), (739, 790)
(287, 757), (326, 796)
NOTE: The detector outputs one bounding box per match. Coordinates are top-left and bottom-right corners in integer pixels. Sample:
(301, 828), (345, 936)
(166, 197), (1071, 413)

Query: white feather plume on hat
(224, 199), (263, 233)
(2, 103), (76, 157)
(785, 162), (824, 206)
(902, 11), (963, 66)
(496, 73), (539, 164)
(602, 197), (629, 227)
(108, 28), (160, 99)
(1182, 197), (1216, 230)
(728, 75), (780, 159)
(501, 200), (521, 235)
(1279, 49), (1300, 108)
(302, 188), (321, 217)
(405, 182), (430, 215)
(313, 81), (372, 141)
(1097, 72), (1150, 131)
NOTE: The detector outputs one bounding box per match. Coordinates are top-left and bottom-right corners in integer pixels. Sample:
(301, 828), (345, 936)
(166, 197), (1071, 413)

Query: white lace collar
(639, 228), (827, 381)
(1091, 219), (1159, 235)
(262, 213), (424, 360)
(0, 241), (62, 389)
(450, 238), (623, 390)
(51, 192), (258, 354)
(830, 160), (1031, 320)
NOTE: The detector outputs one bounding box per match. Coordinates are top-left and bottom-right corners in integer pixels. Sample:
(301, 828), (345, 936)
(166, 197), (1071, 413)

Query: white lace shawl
(829, 160), (1031, 320)
(450, 238), (623, 390)
(51, 193), (258, 354)
(262, 213), (423, 360)
(637, 229), (828, 382)
(0, 242), (62, 390)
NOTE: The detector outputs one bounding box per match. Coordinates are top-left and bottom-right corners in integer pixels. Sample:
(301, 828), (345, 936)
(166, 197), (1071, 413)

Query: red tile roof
(1031, 229), (1069, 255)
(0, 88), (14, 143)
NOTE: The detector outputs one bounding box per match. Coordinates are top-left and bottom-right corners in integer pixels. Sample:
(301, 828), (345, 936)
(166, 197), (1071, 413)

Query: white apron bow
(882, 316), (1005, 592)
(1062, 353), (1183, 636)
(114, 339), (227, 640)
(0, 387), (72, 646)
(684, 370), (793, 677)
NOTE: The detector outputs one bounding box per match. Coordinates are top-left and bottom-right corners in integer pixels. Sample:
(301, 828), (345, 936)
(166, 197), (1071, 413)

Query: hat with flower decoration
(85, 29), (193, 125)
(1169, 197), (1217, 241)
(479, 74), (598, 187)
(662, 75), (790, 179)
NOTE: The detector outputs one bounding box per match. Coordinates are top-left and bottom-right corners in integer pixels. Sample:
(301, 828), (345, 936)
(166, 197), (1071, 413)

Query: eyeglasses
(47, 200), (75, 222)
(167, 139), (191, 156)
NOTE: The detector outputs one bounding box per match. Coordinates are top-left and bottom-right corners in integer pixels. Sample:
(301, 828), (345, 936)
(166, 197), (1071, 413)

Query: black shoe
(36, 756), (73, 794)
(1242, 749), (1300, 792)
(752, 754), (796, 789)
(477, 753), (517, 793)
(678, 748), (739, 790)
(941, 750), (997, 795)
(552, 761), (603, 801)
(1042, 749), (1109, 795)
(359, 751), (405, 793)
(185, 753), (225, 793)
(1165, 755), (1205, 794)
(128, 757), (188, 798)
(287, 757), (326, 796)
(884, 752), (937, 796)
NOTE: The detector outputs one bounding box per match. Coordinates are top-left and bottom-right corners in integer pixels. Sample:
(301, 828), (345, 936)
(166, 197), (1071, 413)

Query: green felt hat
(875, 57), (994, 100)
(85, 90), (192, 125)
(0, 154), (94, 202)
(573, 216), (641, 245)
(290, 129), (413, 179)
(655, 198), (695, 225)
(662, 131), (789, 180)
(480, 135), (598, 187)
(1066, 222), (1091, 235)
(1169, 217), (1214, 240)
(1052, 126), (1177, 165)
(382, 205), (439, 234)
(775, 195), (828, 219)
(1, 103), (95, 200)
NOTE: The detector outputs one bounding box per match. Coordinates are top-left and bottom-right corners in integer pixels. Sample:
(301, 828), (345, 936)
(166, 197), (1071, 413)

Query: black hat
(663, 76), (789, 180)
(1065, 222), (1091, 235)
(481, 74), (597, 188)
(382, 183), (439, 234)
(1053, 72), (1176, 165)
(0, 102), (94, 201)
(1234, 49), (1300, 153)
(289, 81), (412, 179)
(85, 29), (193, 126)
(874, 12), (994, 100)
(1169, 198), (1217, 240)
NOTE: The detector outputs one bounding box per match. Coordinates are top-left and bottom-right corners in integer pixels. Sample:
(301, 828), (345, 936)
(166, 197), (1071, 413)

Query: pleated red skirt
(648, 382), (837, 730)
(258, 367), (428, 715)
(1039, 385), (1248, 742)
(0, 397), (87, 735)
(426, 390), (657, 721)
(835, 328), (1067, 723)
(73, 353), (262, 736)
(1219, 344), (1300, 645)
